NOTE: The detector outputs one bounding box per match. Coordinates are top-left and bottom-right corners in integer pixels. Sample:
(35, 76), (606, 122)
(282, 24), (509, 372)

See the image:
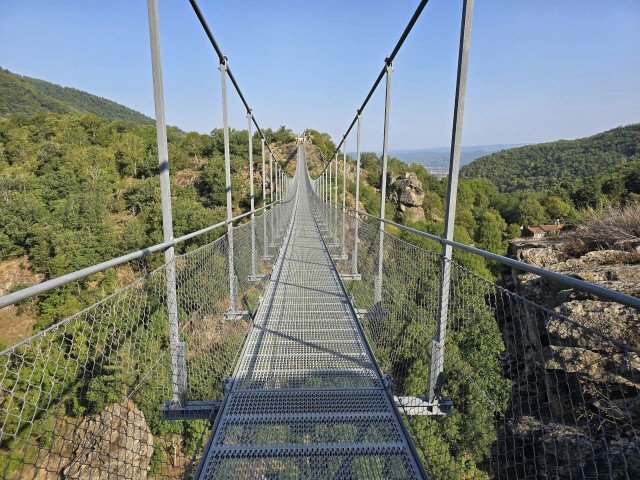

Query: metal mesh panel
(309, 181), (640, 479)
(0, 211), (291, 479)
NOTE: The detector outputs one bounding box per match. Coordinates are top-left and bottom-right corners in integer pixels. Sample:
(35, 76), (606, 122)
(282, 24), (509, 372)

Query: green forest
(461, 123), (640, 208)
(0, 111), (299, 344)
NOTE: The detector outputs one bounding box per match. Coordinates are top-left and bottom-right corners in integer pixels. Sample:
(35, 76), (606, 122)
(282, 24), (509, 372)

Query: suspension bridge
(1, 0), (639, 479)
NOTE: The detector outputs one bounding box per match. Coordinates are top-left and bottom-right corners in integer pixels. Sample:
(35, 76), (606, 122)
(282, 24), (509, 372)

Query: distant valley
(352, 144), (526, 177)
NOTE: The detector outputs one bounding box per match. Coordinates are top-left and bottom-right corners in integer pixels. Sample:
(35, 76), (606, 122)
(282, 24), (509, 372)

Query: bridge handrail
(349, 206), (640, 311)
(0, 201), (282, 309)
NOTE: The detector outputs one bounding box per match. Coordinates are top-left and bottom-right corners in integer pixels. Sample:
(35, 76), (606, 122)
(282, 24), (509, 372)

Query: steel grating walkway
(196, 146), (425, 479)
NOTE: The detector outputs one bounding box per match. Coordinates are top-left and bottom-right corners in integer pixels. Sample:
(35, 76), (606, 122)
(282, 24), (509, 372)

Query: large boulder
(63, 400), (154, 480)
(389, 172), (425, 221)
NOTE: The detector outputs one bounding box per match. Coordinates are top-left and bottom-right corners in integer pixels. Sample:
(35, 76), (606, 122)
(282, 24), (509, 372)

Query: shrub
(562, 201), (640, 257)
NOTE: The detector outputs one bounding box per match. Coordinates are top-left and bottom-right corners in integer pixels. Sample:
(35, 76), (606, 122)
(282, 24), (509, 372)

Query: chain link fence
(309, 187), (640, 479)
(0, 195), (296, 479)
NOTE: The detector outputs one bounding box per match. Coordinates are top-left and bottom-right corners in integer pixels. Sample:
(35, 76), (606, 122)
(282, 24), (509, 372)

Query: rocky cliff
(494, 237), (640, 478)
(63, 400), (154, 479)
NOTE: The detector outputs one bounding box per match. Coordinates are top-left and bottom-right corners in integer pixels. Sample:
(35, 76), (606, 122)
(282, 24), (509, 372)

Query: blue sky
(1, 1), (638, 150)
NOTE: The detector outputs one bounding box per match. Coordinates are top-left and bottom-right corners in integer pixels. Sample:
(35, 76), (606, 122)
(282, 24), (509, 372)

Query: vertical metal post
(147, 0), (185, 407)
(326, 166), (329, 225)
(323, 170), (326, 202)
(375, 61), (393, 305)
(269, 153), (274, 204)
(261, 139), (270, 260)
(353, 113), (362, 276)
(247, 111), (258, 280)
(429, 0), (475, 402)
(334, 154), (339, 242)
(219, 59), (237, 313)
(341, 138), (347, 257)
(322, 170), (326, 222)
(269, 152), (275, 248)
(325, 166), (329, 226)
(275, 166), (280, 237)
(328, 157), (333, 234)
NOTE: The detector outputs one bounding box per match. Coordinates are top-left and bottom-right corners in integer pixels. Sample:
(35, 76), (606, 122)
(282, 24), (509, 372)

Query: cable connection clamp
(340, 274), (362, 281)
(162, 400), (221, 421)
(394, 396), (453, 416)
(354, 305), (388, 320)
(223, 310), (254, 321)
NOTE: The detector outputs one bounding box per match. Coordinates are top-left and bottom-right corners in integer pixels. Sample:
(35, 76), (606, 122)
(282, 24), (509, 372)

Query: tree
(114, 132), (145, 177)
(571, 180), (602, 208)
(517, 197), (546, 226)
(197, 154), (227, 207)
(476, 211), (507, 254)
(543, 195), (572, 221)
(506, 223), (522, 239)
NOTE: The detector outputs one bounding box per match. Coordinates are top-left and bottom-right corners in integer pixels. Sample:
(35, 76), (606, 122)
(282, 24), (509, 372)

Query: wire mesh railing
(308, 184), (640, 479)
(0, 194), (298, 480)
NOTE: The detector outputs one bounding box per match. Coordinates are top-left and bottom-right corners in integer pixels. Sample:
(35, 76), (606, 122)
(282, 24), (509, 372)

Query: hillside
(0, 67), (153, 124)
(461, 124), (640, 192)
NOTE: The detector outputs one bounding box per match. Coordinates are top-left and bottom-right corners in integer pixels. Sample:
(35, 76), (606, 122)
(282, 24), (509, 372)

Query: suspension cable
(316, 0), (430, 175)
(187, 0), (284, 168)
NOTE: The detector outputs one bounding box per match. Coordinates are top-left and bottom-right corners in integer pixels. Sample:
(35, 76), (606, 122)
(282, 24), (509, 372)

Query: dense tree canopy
(461, 123), (640, 194)
(0, 112), (266, 331)
(0, 68), (154, 124)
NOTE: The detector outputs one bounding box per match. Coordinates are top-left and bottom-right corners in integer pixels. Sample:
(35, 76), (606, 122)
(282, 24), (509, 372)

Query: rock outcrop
(63, 400), (154, 479)
(388, 172), (425, 222)
(493, 238), (640, 478)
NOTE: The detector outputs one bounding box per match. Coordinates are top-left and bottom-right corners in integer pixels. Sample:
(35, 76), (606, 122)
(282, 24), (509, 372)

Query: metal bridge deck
(196, 150), (425, 478)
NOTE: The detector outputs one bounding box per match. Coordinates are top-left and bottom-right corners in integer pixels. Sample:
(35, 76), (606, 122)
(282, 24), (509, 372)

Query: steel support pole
(334, 153), (339, 242)
(269, 153), (275, 248)
(353, 113), (362, 276)
(275, 166), (280, 237)
(147, 0), (185, 407)
(341, 139), (347, 257)
(323, 170), (326, 201)
(219, 59), (237, 313)
(322, 171), (326, 222)
(325, 167), (329, 226)
(375, 62), (393, 305)
(329, 157), (333, 233)
(247, 111), (258, 279)
(261, 139), (270, 260)
(326, 167), (329, 226)
(318, 171), (323, 219)
(429, 0), (475, 402)
(319, 171), (322, 219)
